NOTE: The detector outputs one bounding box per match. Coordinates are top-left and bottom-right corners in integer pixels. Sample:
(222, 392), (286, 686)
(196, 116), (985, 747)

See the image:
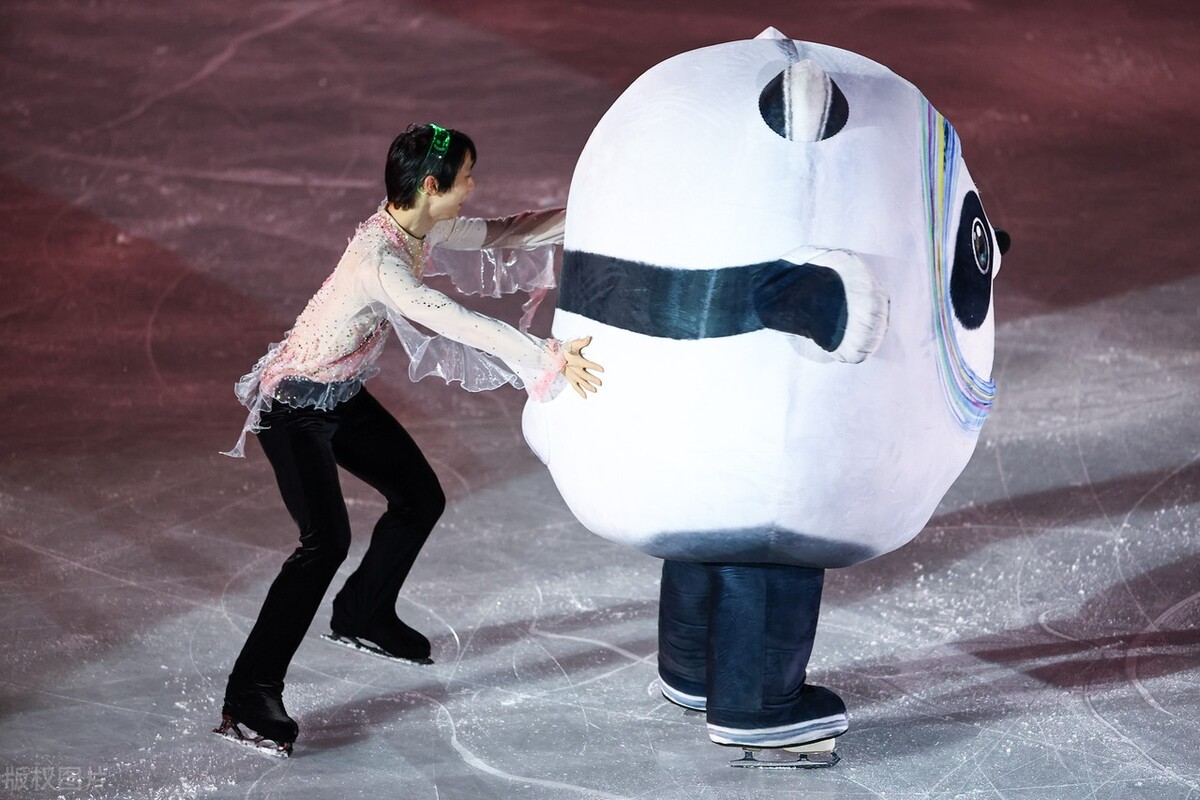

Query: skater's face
(426, 155), (476, 221)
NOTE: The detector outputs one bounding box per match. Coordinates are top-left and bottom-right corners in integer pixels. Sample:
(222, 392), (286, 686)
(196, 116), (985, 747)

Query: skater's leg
(704, 563), (847, 748)
(658, 560), (710, 710)
(224, 404), (351, 739)
(328, 390), (444, 658)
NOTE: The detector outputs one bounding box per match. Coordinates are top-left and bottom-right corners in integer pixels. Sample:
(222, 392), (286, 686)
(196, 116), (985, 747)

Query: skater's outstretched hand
(562, 336), (604, 398)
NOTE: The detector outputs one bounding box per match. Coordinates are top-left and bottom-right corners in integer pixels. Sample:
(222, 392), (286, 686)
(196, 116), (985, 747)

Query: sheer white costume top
(223, 204), (567, 457)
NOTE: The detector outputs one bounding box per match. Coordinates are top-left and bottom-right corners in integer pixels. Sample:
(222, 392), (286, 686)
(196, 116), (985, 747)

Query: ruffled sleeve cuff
(516, 338), (567, 402)
(423, 211), (563, 331)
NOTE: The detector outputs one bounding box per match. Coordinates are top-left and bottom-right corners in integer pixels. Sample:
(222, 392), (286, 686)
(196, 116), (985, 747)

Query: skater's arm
(374, 254), (604, 398)
(369, 251), (602, 398)
(376, 252), (554, 369)
(434, 208), (565, 251)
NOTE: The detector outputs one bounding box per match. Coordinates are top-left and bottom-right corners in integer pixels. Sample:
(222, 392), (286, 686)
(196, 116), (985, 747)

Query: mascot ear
(752, 247), (889, 364)
(754, 26), (789, 40)
(759, 59), (849, 142)
(995, 228), (1011, 255)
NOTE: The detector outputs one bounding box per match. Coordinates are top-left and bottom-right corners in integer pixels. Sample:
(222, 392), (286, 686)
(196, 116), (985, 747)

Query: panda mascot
(522, 27), (1008, 766)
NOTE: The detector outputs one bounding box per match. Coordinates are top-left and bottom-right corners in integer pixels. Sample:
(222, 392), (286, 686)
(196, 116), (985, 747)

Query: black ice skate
(212, 714), (294, 758)
(728, 737), (840, 769)
(322, 615), (433, 666)
(213, 688), (298, 758)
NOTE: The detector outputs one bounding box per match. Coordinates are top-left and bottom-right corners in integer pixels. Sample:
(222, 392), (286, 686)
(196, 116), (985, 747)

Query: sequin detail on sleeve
(406, 203), (564, 331)
(368, 213), (567, 397)
(222, 208), (567, 458)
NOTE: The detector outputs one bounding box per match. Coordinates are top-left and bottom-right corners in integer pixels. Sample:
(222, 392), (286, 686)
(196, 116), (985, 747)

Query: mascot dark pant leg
(658, 561), (710, 710)
(658, 560), (848, 747)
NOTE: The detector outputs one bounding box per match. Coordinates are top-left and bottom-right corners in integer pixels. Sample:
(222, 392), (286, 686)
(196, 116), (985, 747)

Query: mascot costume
(523, 28), (1009, 767)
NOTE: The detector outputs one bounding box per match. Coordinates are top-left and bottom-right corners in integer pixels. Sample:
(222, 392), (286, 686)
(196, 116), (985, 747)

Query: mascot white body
(523, 28), (1006, 759)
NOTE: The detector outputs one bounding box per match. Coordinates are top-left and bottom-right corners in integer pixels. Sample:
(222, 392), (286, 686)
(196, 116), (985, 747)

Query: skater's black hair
(385, 124), (476, 209)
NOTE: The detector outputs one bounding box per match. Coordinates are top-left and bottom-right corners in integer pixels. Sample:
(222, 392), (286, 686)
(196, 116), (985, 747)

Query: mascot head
(524, 28), (1008, 568)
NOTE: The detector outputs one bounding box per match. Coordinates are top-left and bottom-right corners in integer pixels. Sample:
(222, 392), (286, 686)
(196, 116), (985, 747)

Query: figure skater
(213, 123), (602, 757)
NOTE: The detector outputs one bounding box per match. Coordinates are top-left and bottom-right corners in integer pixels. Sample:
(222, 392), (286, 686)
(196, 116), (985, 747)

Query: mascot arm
(753, 247), (889, 363)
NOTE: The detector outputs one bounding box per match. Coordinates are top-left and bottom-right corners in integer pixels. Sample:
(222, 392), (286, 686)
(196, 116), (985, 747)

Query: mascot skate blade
(212, 716), (293, 758)
(320, 633), (434, 666)
(729, 738), (839, 769)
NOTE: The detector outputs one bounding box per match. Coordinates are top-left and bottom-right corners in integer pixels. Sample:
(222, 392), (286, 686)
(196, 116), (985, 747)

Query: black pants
(657, 560), (848, 747)
(226, 388), (445, 696)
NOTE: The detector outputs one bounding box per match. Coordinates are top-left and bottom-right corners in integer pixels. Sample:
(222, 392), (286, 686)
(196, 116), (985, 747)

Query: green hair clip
(416, 123), (451, 187)
(428, 123), (450, 155)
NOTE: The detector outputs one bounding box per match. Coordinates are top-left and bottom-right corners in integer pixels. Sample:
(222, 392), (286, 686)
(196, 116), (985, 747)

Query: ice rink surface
(2, 1), (1197, 798)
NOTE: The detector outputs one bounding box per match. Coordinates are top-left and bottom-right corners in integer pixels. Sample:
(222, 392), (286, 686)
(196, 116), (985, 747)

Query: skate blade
(321, 633), (434, 666)
(729, 738), (839, 769)
(212, 717), (293, 758)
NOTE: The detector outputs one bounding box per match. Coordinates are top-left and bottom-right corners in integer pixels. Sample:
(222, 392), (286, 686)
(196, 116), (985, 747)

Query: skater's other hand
(562, 336), (604, 398)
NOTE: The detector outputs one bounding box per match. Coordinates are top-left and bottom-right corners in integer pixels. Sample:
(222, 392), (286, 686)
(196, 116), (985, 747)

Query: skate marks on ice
(434, 692), (633, 800)
(273, 578), (666, 798)
(5, 463), (1199, 798)
(954, 555), (1200, 791)
(8, 334), (1200, 800)
(94, 1), (343, 134)
(815, 589), (1200, 797)
(812, 503), (1200, 790)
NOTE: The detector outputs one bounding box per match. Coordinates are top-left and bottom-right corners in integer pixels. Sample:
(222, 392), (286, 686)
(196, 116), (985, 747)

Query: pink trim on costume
(525, 339), (566, 401)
